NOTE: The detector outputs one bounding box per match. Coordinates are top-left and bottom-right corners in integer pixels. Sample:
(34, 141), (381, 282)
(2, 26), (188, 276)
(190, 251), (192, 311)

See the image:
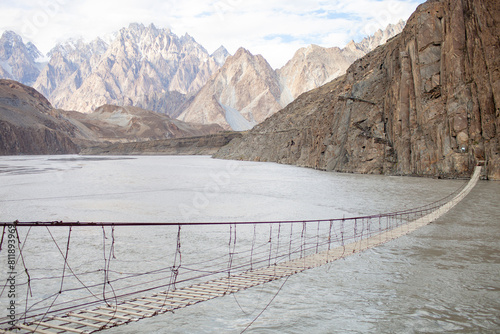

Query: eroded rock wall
(215, 0), (500, 179)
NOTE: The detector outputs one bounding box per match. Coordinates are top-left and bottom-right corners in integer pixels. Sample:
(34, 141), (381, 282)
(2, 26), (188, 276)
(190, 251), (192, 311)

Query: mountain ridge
(179, 21), (405, 130)
(1, 21), (404, 130)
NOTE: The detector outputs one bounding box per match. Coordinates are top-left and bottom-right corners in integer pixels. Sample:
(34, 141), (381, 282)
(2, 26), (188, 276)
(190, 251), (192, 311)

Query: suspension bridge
(0, 167), (482, 333)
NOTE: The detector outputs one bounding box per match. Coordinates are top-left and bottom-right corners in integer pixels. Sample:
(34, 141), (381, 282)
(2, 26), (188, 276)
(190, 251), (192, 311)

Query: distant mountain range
(0, 21), (405, 130)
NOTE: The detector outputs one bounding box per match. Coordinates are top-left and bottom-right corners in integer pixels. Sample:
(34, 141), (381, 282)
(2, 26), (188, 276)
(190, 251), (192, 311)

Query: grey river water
(0, 155), (499, 333)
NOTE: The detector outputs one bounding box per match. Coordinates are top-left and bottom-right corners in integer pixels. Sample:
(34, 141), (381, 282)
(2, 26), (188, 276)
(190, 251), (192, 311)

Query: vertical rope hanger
(227, 224), (237, 279)
(169, 225), (182, 292)
(250, 224), (256, 270)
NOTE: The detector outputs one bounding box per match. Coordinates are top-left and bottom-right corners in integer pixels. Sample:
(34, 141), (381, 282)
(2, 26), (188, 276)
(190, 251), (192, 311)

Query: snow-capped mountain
(0, 31), (45, 85)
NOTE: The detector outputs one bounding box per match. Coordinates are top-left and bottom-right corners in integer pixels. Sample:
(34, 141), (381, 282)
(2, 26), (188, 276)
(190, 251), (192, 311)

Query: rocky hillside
(215, 0), (499, 180)
(81, 132), (242, 156)
(0, 79), (223, 155)
(179, 22), (405, 130)
(0, 80), (79, 154)
(61, 104), (223, 144)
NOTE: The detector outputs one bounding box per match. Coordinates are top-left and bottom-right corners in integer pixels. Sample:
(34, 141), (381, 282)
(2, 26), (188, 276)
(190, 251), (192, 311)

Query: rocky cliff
(215, 0), (500, 180)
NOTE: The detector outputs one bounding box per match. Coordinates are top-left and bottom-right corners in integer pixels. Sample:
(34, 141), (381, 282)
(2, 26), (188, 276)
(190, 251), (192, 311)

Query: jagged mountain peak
(48, 37), (108, 60)
(26, 42), (43, 61)
(0, 31), (42, 85)
(29, 22), (223, 114)
(179, 45), (281, 131)
(1, 31), (27, 58)
(277, 20), (405, 106)
(211, 46), (230, 66)
(0, 31), (23, 45)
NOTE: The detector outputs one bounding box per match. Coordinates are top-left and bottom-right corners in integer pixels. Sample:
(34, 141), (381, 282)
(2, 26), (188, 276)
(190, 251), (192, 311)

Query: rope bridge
(0, 167), (481, 333)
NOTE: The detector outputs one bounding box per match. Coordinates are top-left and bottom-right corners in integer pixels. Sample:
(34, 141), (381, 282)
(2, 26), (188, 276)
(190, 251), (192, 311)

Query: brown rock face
(215, 0), (500, 180)
(0, 80), (79, 154)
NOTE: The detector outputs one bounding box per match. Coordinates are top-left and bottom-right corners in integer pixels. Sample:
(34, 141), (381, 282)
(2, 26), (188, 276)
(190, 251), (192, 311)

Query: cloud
(0, 0), (424, 68)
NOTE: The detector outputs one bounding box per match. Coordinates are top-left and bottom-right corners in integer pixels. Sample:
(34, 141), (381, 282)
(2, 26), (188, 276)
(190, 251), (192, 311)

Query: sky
(0, 0), (425, 69)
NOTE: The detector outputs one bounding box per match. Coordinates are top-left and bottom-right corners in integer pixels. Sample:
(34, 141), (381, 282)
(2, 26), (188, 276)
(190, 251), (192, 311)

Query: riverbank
(79, 132), (243, 155)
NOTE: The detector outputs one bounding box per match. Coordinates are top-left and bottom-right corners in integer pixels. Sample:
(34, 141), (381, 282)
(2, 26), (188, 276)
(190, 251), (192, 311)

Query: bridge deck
(4, 167), (481, 333)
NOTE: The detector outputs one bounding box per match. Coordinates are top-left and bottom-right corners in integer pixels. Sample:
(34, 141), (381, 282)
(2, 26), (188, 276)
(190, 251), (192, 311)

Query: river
(0, 155), (498, 333)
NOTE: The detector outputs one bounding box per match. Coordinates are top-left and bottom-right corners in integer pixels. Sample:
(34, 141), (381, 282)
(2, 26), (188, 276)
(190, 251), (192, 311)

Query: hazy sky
(0, 0), (424, 68)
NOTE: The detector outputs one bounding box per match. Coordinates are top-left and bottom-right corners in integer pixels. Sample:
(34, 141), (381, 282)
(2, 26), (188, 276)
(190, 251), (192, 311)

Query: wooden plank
(126, 301), (164, 311)
(85, 310), (133, 321)
(212, 280), (250, 287)
(16, 324), (56, 334)
(188, 284), (235, 293)
(33, 321), (89, 334)
(118, 304), (157, 315)
(67, 312), (120, 325)
(98, 306), (146, 318)
(157, 292), (209, 301)
(51, 316), (103, 329)
(136, 297), (178, 307)
(181, 287), (222, 296)
(146, 296), (191, 304)
(203, 282), (241, 290)
(201, 284), (240, 293)
(175, 287), (220, 296)
(239, 273), (276, 280)
(218, 279), (263, 288)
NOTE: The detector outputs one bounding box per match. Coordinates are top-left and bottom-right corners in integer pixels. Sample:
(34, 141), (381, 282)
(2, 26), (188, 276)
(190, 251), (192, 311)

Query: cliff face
(215, 0), (500, 180)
